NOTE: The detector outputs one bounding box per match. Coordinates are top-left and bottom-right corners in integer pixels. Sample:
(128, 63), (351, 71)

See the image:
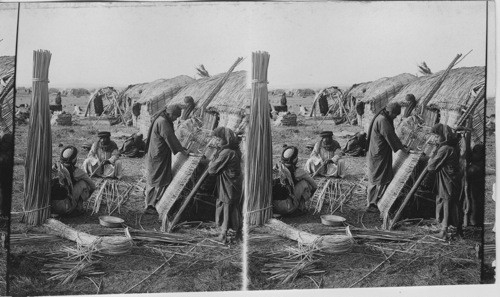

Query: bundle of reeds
(265, 219), (354, 254)
(45, 219), (133, 255)
(10, 233), (61, 245)
(245, 51), (272, 226)
(23, 50), (52, 225)
(320, 227), (417, 242)
(103, 228), (198, 245)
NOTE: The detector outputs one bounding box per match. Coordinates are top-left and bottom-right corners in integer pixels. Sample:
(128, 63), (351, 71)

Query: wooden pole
(419, 54), (462, 115)
(387, 166), (429, 230)
(200, 57), (243, 117)
(167, 169), (209, 232)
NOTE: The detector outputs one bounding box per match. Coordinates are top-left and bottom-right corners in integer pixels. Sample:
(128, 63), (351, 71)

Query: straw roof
(360, 73), (417, 103)
(169, 70), (249, 115)
(136, 75), (195, 104)
(344, 81), (373, 100)
(391, 66), (485, 111)
(119, 83), (148, 104)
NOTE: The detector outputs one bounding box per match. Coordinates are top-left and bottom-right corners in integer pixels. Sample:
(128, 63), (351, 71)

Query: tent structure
(0, 56), (15, 133)
(84, 87), (127, 126)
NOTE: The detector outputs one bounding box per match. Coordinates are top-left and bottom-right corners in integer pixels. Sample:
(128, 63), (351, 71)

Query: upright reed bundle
(245, 51), (272, 225)
(23, 50), (52, 225)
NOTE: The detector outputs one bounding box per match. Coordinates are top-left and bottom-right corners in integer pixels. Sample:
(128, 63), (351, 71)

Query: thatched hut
(294, 88), (315, 97)
(130, 76), (195, 136)
(0, 56), (15, 133)
(356, 73), (417, 131)
(68, 88), (90, 98)
(391, 66), (485, 145)
(168, 70), (250, 132)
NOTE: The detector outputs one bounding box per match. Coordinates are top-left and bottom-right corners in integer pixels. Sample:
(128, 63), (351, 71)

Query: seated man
(120, 132), (146, 158)
(51, 146), (96, 216)
(304, 131), (345, 177)
(82, 131), (123, 178)
(342, 131), (367, 157)
(273, 146), (317, 215)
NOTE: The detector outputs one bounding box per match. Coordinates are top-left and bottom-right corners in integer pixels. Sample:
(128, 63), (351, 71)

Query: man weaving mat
(304, 131), (345, 178)
(82, 131), (123, 179)
(51, 146), (96, 216)
(120, 132), (146, 158)
(144, 104), (189, 214)
(366, 102), (409, 213)
(272, 146), (317, 216)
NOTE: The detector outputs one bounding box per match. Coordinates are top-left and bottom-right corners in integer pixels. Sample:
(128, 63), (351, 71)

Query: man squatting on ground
(366, 102), (409, 213)
(304, 131), (346, 178)
(207, 127), (243, 242)
(51, 146), (96, 216)
(144, 105), (188, 213)
(82, 131), (123, 179)
(272, 146), (317, 215)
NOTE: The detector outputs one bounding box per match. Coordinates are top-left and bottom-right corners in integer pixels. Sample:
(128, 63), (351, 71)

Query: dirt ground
(9, 93), (242, 295)
(247, 94), (492, 290)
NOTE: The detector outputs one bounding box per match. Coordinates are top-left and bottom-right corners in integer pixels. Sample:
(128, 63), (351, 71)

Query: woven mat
(377, 151), (424, 225)
(155, 155), (202, 218)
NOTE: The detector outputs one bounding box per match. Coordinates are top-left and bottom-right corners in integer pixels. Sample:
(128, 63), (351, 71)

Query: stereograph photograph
(0, 1), (496, 297)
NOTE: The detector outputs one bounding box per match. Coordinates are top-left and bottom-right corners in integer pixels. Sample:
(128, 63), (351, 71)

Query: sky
(0, 3), (18, 57)
(5, 1), (495, 96)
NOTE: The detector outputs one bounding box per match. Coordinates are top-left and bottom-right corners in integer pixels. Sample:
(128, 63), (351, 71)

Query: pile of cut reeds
(10, 233), (61, 245)
(261, 245), (325, 284)
(103, 228), (198, 246)
(41, 244), (104, 285)
(245, 51), (273, 226)
(87, 179), (134, 215)
(319, 226), (418, 243)
(23, 50), (52, 226)
(309, 179), (357, 214)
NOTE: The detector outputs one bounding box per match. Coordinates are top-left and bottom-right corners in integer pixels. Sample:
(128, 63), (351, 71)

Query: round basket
(99, 216), (124, 228)
(320, 215), (346, 226)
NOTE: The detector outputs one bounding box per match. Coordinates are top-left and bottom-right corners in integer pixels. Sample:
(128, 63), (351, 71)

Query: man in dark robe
(318, 91), (329, 116)
(120, 133), (146, 158)
(280, 93), (288, 112)
(366, 102), (408, 212)
(0, 130), (13, 218)
(465, 143), (485, 227)
(343, 132), (367, 157)
(428, 124), (463, 239)
(207, 127), (243, 243)
(144, 105), (188, 213)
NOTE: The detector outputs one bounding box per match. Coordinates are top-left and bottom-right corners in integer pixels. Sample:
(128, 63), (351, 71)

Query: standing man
(280, 93), (288, 112)
(366, 102), (409, 212)
(318, 90), (329, 116)
(82, 131), (123, 179)
(144, 104), (188, 213)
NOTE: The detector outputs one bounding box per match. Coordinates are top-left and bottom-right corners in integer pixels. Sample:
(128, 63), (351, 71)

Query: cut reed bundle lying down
(265, 218), (354, 254)
(23, 50), (52, 226)
(44, 219), (133, 255)
(245, 51), (272, 226)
